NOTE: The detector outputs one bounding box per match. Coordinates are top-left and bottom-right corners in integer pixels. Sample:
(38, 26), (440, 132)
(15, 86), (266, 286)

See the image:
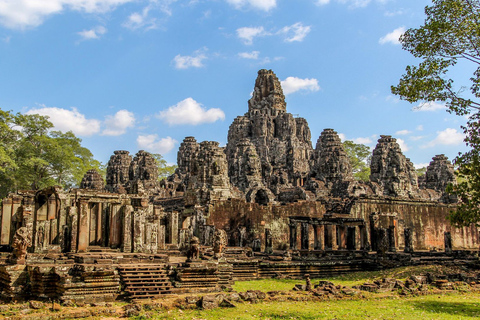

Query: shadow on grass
(411, 300), (480, 318)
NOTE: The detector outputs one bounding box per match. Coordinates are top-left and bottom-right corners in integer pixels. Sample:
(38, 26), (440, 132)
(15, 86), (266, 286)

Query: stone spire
(80, 169), (105, 190)
(248, 69), (286, 116)
(106, 150), (132, 193)
(424, 154), (456, 193)
(128, 150), (159, 194)
(226, 69), (313, 199)
(313, 129), (353, 182)
(370, 135), (419, 198)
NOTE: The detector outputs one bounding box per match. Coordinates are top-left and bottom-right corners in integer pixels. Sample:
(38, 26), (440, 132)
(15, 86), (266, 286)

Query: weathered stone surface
(186, 141), (233, 205)
(127, 150), (159, 194)
(226, 69), (313, 201)
(424, 154), (456, 202)
(313, 129), (353, 183)
(106, 150), (132, 193)
(370, 135), (419, 198)
(80, 169), (105, 190)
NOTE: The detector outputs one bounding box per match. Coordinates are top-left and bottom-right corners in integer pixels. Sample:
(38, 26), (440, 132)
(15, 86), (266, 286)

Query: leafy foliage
(392, 0), (480, 226)
(152, 153), (177, 180)
(343, 140), (371, 182)
(0, 108), (102, 198)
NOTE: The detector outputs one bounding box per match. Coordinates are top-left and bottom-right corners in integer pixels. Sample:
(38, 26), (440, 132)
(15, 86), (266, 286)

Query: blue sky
(0, 0), (470, 168)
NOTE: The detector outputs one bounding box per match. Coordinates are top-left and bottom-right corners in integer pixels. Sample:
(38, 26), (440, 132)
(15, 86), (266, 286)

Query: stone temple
(0, 69), (478, 303)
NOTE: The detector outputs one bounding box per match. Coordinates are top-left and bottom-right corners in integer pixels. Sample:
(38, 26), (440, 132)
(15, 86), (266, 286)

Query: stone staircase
(118, 264), (172, 299)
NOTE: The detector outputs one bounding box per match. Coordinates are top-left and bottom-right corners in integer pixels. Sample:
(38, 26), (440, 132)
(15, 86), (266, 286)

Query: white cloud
(385, 95), (400, 103)
(384, 9), (406, 17)
(422, 128), (465, 148)
(157, 98), (225, 125)
(396, 138), (409, 152)
(281, 77), (320, 95)
(238, 51), (260, 59)
(338, 0), (371, 8)
(137, 134), (177, 154)
(102, 110), (135, 136)
(0, 0), (133, 30)
(416, 125), (424, 131)
(77, 25), (107, 40)
(379, 26), (405, 45)
(395, 129), (411, 136)
(414, 162), (429, 169)
(353, 137), (373, 144)
(226, 0), (276, 11)
(236, 26), (268, 45)
(413, 101), (446, 112)
(123, 6), (157, 30)
(279, 22), (311, 42)
(173, 48), (207, 69)
(338, 133), (346, 141)
(26, 106), (101, 136)
(410, 135), (424, 141)
(316, 0), (390, 9)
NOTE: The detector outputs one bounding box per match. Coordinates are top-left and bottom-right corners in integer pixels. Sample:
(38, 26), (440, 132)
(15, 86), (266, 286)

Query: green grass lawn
(232, 264), (474, 291)
(135, 292), (480, 319)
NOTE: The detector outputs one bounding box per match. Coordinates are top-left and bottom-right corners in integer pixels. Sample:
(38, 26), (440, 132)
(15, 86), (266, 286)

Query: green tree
(0, 108), (103, 197)
(343, 140), (371, 182)
(152, 153), (177, 180)
(391, 0), (480, 226)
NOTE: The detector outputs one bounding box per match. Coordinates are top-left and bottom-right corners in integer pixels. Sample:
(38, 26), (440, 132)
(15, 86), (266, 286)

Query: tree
(0, 108), (103, 198)
(151, 153), (177, 180)
(343, 140), (371, 182)
(391, 0), (480, 226)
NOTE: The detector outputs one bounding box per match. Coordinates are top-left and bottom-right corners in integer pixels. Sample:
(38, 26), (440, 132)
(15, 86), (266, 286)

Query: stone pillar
(77, 201), (89, 252)
(97, 203), (104, 246)
(338, 226), (346, 250)
(388, 225), (396, 252)
(404, 228), (413, 253)
(444, 231), (452, 254)
(122, 205), (133, 253)
(47, 194), (56, 220)
(158, 224), (166, 251)
(133, 210), (145, 253)
(69, 206), (78, 253)
(313, 225), (323, 250)
(1, 198), (13, 245)
(170, 212), (179, 246)
(301, 222), (309, 250)
(265, 228), (273, 254)
(289, 222), (297, 250)
(109, 204), (122, 248)
(331, 225), (338, 250)
(377, 228), (388, 255)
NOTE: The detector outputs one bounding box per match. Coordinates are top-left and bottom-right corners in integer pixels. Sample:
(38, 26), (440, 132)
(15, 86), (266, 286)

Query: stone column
(301, 222), (309, 250)
(265, 228), (273, 254)
(122, 205), (133, 253)
(388, 225), (396, 252)
(289, 222), (297, 250)
(1, 198), (12, 245)
(77, 200), (89, 252)
(170, 212), (179, 246)
(338, 226), (346, 250)
(404, 228), (413, 253)
(313, 225), (323, 250)
(47, 194), (56, 220)
(444, 231), (452, 254)
(69, 206), (78, 253)
(331, 225), (338, 250)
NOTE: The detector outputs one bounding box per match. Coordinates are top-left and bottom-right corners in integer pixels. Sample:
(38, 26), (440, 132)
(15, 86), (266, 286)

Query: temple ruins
(0, 69), (478, 303)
